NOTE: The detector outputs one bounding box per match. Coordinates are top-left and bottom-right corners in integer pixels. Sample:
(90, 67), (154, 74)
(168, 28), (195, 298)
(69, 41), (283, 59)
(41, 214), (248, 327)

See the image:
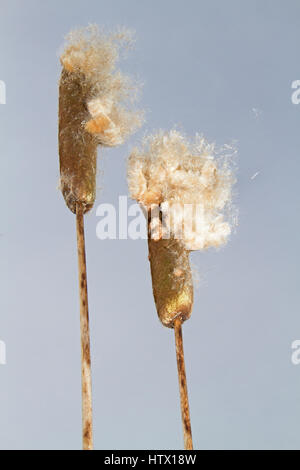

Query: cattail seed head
(59, 25), (143, 213)
(128, 130), (236, 327)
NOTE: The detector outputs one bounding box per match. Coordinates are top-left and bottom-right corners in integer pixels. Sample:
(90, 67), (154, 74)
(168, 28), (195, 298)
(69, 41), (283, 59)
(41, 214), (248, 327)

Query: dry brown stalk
(174, 318), (193, 450)
(76, 202), (93, 450)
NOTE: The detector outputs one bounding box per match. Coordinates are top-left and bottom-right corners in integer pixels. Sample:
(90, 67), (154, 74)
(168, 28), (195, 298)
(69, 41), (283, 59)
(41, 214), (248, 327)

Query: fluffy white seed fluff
(127, 130), (236, 251)
(60, 24), (143, 146)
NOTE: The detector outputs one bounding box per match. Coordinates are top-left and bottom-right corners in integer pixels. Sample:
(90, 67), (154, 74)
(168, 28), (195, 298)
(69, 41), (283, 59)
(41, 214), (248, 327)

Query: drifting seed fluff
(128, 130), (236, 251)
(60, 24), (143, 147)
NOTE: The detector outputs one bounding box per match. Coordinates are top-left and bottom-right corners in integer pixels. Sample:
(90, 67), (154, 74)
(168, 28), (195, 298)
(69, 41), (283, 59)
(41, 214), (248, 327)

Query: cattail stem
(174, 318), (193, 450)
(76, 202), (93, 451)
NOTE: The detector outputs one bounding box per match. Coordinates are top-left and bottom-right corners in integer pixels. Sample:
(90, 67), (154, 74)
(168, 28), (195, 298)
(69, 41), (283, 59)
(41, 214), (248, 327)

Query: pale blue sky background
(0, 0), (300, 450)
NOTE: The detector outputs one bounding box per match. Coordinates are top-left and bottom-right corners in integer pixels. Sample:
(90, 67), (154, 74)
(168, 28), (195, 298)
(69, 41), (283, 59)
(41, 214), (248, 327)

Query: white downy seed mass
(128, 130), (236, 251)
(60, 24), (143, 147)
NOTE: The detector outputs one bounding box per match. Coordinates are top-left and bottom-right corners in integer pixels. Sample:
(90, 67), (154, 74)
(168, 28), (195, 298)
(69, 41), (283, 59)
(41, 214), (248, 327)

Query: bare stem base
(174, 318), (193, 450)
(76, 203), (93, 451)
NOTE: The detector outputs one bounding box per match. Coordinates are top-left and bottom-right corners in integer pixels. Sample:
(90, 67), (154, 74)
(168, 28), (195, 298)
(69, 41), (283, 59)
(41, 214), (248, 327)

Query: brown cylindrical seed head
(148, 235), (194, 328)
(59, 69), (97, 214)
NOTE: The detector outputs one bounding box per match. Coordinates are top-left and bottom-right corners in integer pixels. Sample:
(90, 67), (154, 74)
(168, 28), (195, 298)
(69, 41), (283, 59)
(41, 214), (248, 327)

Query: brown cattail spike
(147, 210), (193, 328)
(59, 70), (98, 214)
